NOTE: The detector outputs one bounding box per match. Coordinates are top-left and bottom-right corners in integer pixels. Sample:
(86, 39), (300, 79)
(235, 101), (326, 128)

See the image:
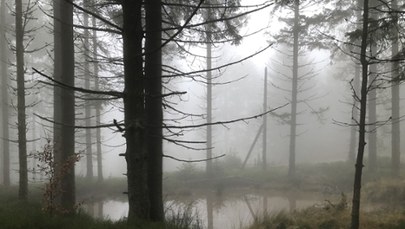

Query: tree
(91, 6), (103, 182)
(347, 0), (362, 164)
(15, 0), (28, 200)
(45, 0), (272, 223)
(367, 0), (378, 173)
(0, 0), (10, 186)
(122, 0), (150, 222)
(272, 0), (333, 179)
(190, 0), (244, 176)
(206, 5), (213, 177)
(289, 0), (299, 179)
(351, 0), (370, 227)
(83, 0), (93, 180)
(53, 0), (76, 212)
(145, 0), (164, 221)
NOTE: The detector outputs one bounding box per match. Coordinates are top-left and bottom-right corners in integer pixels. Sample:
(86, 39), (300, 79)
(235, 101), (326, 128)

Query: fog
(88, 10), (357, 176)
(2, 0), (405, 228)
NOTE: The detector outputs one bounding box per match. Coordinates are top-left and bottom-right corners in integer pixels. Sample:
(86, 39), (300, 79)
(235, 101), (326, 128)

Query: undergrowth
(248, 194), (405, 229)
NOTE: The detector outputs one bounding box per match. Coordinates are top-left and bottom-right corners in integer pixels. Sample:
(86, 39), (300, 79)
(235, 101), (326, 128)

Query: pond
(82, 190), (332, 229)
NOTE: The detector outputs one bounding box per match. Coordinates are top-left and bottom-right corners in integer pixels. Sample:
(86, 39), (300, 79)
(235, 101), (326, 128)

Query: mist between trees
(0, 0), (404, 228)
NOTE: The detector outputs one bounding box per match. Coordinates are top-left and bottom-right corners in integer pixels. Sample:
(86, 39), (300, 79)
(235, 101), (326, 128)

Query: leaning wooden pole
(241, 124), (263, 169)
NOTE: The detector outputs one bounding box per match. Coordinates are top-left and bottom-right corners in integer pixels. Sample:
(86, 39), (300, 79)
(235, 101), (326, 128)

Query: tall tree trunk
(206, 5), (213, 178)
(16, 0), (28, 200)
(122, 0), (150, 222)
(289, 0), (299, 180)
(145, 0), (164, 222)
(351, 0), (369, 228)
(391, 0), (400, 177)
(83, 0), (93, 180)
(92, 12), (103, 182)
(0, 0), (10, 186)
(54, 0), (76, 212)
(262, 67), (267, 170)
(367, 0), (378, 173)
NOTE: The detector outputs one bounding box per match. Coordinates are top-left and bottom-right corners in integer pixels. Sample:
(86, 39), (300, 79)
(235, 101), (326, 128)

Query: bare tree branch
(163, 154), (225, 163)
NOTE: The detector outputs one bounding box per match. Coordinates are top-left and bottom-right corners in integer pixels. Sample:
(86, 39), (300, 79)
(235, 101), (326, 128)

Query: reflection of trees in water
(288, 193), (297, 211)
(82, 201), (104, 219)
(82, 190), (329, 229)
(97, 201), (103, 218)
(207, 195), (213, 229)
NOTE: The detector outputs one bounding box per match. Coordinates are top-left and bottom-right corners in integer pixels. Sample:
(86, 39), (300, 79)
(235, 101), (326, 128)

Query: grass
(0, 197), (123, 229)
(0, 182), (202, 229)
(248, 195), (405, 229)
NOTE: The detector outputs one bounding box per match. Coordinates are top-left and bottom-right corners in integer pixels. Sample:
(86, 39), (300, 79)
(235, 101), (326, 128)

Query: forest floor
(247, 201), (405, 229)
(1, 159), (405, 228)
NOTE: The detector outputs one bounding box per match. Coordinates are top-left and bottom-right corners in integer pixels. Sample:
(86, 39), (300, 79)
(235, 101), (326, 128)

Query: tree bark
(0, 0), (10, 186)
(288, 0), (299, 180)
(351, 0), (369, 228)
(145, 0), (164, 222)
(122, 0), (150, 222)
(391, 0), (400, 177)
(53, 0), (76, 212)
(16, 0), (28, 200)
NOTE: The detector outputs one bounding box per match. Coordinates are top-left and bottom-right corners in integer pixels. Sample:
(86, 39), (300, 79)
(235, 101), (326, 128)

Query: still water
(83, 191), (328, 229)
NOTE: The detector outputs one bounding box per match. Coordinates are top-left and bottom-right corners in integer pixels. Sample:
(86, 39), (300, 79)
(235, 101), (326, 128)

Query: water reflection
(207, 194), (213, 229)
(82, 192), (324, 229)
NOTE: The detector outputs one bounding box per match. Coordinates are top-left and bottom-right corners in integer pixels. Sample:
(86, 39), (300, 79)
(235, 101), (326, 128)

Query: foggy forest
(1, 0), (405, 228)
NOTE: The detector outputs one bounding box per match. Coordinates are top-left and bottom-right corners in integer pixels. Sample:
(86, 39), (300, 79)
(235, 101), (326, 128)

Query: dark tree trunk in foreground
(145, 0), (164, 222)
(53, 0), (76, 212)
(122, 0), (150, 222)
(1, 0), (10, 186)
(391, 0), (400, 177)
(351, 0), (369, 228)
(15, 0), (28, 200)
(288, 0), (299, 180)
